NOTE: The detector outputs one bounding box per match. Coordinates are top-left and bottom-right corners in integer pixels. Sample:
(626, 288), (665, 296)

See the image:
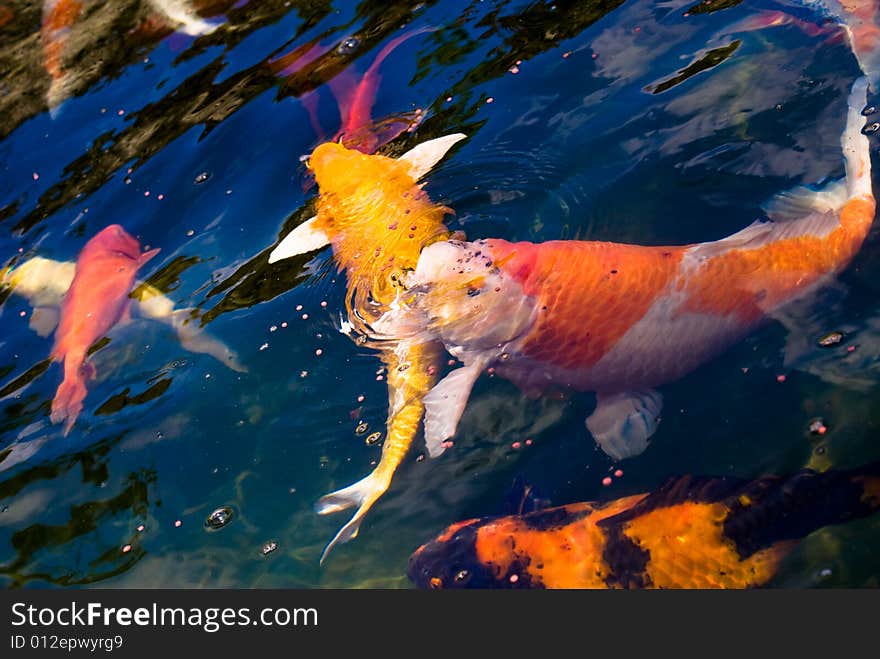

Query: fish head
(87, 224), (144, 261)
(308, 141), (453, 330)
(407, 521), (497, 589)
(403, 240), (537, 351)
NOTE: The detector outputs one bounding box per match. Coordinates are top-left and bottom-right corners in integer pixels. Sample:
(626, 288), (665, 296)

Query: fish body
(408, 462), (880, 589)
(49, 225), (160, 434)
(389, 77), (875, 461)
(269, 135), (465, 562)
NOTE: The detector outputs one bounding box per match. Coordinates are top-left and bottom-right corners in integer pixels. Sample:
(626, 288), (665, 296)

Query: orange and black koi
(409, 463), (880, 589)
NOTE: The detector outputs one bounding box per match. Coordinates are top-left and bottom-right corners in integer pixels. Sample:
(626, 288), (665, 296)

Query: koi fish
(1, 256), (246, 372)
(408, 461), (880, 588)
(270, 29), (429, 155)
(40, 0), (83, 112)
(48, 224), (160, 435)
(268, 134), (466, 562)
(379, 77), (875, 462)
(329, 27), (432, 154)
(40, 0), (221, 114)
(803, 1), (880, 88)
(736, 2), (880, 89)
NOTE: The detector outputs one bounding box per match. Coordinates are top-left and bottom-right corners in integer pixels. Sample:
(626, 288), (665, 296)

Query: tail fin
(50, 371), (88, 436)
(314, 471), (391, 564)
(842, 76), (872, 200)
(719, 462), (880, 556)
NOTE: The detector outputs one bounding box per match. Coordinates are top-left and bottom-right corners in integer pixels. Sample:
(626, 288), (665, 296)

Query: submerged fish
(1, 256), (246, 372)
(739, 2), (880, 89)
(269, 135), (466, 562)
(329, 28), (432, 154)
(408, 461), (880, 588)
(40, 0), (222, 113)
(40, 0), (84, 112)
(49, 224), (160, 435)
(380, 77), (875, 462)
(271, 29), (429, 155)
(803, 1), (880, 88)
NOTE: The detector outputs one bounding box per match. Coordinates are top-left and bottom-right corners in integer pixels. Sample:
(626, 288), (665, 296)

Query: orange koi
(409, 462), (880, 588)
(382, 77), (875, 462)
(50, 225), (160, 435)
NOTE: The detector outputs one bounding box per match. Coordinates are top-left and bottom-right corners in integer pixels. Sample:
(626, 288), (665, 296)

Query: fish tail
(723, 463), (880, 555)
(50, 364), (88, 436)
(315, 470), (391, 564)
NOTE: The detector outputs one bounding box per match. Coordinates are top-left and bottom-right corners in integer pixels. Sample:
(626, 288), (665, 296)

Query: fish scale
(409, 465), (880, 589)
(482, 239), (688, 370)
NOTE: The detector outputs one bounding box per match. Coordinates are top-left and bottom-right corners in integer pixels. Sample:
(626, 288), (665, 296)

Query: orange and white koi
(268, 135), (466, 562)
(409, 462), (880, 589)
(380, 77), (875, 462)
(49, 225), (160, 435)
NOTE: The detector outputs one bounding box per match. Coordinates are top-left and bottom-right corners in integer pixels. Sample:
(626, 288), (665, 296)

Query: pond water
(0, 0), (878, 588)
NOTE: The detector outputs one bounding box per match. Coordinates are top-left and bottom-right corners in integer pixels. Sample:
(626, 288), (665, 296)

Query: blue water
(0, 0), (879, 588)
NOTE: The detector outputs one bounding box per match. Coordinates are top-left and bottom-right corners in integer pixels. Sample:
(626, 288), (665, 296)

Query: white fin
(761, 179), (849, 222)
(423, 358), (486, 458)
(268, 217), (330, 264)
(398, 133), (467, 180)
(314, 471), (388, 564)
(585, 390), (663, 461)
(29, 307), (59, 338)
(842, 76), (872, 200)
(169, 309), (247, 372)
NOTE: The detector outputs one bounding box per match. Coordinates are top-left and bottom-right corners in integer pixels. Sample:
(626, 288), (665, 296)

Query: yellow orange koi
(268, 135), (465, 562)
(409, 462), (880, 588)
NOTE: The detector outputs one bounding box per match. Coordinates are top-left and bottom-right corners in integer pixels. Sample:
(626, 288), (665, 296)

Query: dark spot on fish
(602, 523), (651, 589)
(521, 505), (591, 531)
(467, 287), (481, 297)
(610, 269), (618, 275)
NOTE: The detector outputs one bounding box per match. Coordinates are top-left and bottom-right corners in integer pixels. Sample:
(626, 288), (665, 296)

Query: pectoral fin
(585, 390), (663, 461)
(170, 309), (247, 372)
(423, 358), (485, 458)
(268, 217), (330, 264)
(398, 133), (467, 180)
(29, 307), (60, 338)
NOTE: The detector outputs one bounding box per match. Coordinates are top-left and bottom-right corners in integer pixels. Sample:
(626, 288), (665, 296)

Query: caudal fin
(50, 373), (88, 436)
(314, 471), (390, 564)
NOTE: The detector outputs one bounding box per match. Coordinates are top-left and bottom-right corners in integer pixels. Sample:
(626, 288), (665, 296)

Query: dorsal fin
(761, 179), (848, 222)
